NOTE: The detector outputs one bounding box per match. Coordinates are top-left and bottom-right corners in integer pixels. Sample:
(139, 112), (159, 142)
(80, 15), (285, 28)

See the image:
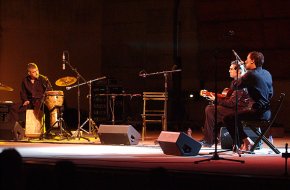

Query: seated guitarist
(199, 61), (252, 147)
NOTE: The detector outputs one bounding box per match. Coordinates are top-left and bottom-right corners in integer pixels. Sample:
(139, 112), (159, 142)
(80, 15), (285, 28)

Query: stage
(0, 130), (290, 190)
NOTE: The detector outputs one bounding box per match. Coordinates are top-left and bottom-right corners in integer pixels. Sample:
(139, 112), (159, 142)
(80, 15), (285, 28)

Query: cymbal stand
(139, 69), (182, 131)
(66, 76), (106, 137)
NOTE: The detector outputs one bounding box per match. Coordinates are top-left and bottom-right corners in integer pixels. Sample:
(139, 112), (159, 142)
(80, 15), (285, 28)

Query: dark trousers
(8, 101), (49, 128)
(223, 109), (271, 146)
(203, 104), (235, 144)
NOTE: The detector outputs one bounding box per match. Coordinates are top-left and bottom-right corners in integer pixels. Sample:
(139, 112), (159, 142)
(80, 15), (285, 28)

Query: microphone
(66, 86), (72, 90)
(62, 51), (67, 70)
(40, 74), (49, 82)
(40, 74), (51, 88)
(232, 50), (244, 65)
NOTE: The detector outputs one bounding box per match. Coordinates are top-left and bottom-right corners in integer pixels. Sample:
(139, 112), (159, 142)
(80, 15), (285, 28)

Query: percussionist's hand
(23, 101), (30, 106)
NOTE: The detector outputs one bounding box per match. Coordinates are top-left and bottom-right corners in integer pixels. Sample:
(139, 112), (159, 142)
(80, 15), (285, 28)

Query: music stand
(194, 50), (244, 164)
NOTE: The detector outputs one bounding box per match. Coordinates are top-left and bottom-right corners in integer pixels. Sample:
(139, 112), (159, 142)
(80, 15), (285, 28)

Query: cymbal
(55, 76), (77, 87)
(0, 83), (14, 91)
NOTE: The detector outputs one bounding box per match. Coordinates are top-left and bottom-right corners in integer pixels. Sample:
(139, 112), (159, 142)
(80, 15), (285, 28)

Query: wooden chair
(241, 92), (286, 154)
(141, 92), (168, 141)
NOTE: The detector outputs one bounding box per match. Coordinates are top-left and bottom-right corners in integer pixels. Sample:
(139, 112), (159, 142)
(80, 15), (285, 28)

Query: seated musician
(20, 63), (52, 109)
(199, 61), (251, 148)
(9, 63), (52, 130)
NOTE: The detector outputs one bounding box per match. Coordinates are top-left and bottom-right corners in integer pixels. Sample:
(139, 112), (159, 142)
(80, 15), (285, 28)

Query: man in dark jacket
(223, 51), (273, 151)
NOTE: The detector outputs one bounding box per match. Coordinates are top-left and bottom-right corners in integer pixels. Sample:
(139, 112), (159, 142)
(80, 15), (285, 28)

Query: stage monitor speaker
(98, 125), (141, 145)
(220, 127), (262, 149)
(0, 121), (24, 140)
(157, 131), (201, 156)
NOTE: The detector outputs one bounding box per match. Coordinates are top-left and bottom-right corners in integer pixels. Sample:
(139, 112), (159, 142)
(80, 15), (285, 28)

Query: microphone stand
(66, 76), (106, 138)
(194, 50), (244, 164)
(233, 58), (242, 156)
(140, 69), (181, 131)
(37, 76), (52, 139)
(232, 51), (248, 156)
(63, 58), (90, 141)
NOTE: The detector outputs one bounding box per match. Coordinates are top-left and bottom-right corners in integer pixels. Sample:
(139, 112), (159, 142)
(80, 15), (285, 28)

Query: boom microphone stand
(38, 76), (53, 139)
(66, 76), (106, 137)
(232, 50), (246, 155)
(194, 50), (244, 164)
(62, 51), (90, 141)
(139, 68), (182, 131)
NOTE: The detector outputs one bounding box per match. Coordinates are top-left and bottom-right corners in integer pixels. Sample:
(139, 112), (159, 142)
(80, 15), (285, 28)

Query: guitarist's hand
(207, 93), (215, 101)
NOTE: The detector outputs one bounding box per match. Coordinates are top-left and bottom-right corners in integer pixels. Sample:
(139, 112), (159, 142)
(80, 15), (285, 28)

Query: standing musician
(223, 51), (273, 151)
(199, 61), (251, 148)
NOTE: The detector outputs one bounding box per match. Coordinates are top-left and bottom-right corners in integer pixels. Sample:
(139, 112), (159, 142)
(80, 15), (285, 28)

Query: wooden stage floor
(0, 129), (290, 190)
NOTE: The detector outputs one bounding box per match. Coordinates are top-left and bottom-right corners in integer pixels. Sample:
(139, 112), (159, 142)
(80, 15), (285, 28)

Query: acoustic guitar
(200, 88), (233, 99)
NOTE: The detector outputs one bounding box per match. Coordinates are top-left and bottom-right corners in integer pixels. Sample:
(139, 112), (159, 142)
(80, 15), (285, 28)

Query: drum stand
(43, 106), (71, 140)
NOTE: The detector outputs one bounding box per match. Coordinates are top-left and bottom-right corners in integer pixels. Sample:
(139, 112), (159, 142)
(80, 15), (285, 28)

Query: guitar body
(200, 88), (233, 99)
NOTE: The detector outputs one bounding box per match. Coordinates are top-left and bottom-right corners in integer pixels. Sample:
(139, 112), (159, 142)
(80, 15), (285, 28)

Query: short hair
(231, 60), (247, 75)
(27, 63), (38, 71)
(249, 51), (264, 67)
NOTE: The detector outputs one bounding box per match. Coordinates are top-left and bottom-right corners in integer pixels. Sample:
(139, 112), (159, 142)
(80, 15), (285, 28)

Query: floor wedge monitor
(157, 131), (201, 156)
(98, 125), (141, 145)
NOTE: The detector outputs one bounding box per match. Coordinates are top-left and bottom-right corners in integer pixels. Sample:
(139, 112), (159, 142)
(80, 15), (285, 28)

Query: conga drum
(44, 90), (64, 128)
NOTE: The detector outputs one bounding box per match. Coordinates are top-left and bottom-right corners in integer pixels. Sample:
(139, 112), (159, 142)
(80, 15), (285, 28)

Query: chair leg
(142, 116), (146, 141)
(261, 135), (280, 154)
(161, 116), (166, 131)
(250, 127), (280, 154)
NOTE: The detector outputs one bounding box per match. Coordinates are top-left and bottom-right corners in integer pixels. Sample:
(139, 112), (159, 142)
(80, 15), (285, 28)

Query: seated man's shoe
(241, 137), (254, 151)
(199, 139), (213, 148)
(203, 143), (213, 148)
(199, 139), (206, 144)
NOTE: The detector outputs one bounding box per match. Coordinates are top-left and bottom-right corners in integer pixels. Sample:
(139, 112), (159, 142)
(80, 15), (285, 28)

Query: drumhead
(45, 90), (64, 96)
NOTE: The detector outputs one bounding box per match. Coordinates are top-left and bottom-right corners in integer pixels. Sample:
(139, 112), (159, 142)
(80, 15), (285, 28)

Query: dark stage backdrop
(0, 0), (289, 132)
